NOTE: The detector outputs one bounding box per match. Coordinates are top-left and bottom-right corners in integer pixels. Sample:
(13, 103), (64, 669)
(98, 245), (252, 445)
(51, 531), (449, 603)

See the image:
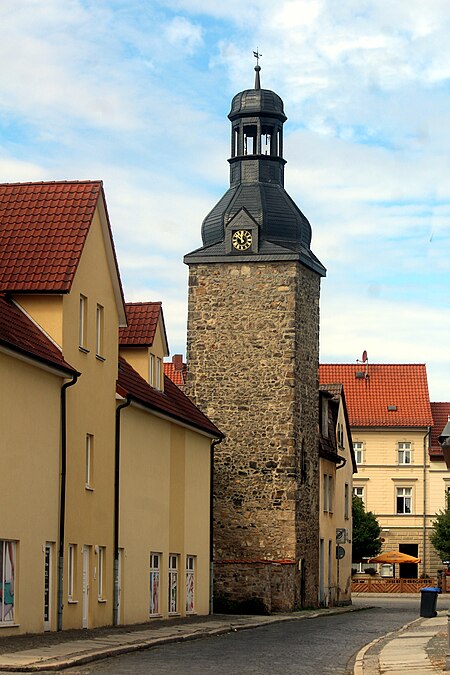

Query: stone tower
(184, 64), (326, 611)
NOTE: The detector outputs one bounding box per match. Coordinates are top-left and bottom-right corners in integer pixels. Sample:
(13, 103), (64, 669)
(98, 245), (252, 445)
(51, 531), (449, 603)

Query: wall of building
(186, 260), (321, 610)
(352, 426), (439, 577)
(119, 406), (211, 623)
(60, 206), (119, 629)
(0, 351), (62, 635)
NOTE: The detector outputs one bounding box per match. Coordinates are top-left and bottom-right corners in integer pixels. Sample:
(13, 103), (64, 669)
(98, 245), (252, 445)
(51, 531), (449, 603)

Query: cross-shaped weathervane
(253, 49), (262, 66)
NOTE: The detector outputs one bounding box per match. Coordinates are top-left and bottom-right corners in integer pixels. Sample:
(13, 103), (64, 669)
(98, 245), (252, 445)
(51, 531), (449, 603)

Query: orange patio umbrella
(369, 551), (421, 564)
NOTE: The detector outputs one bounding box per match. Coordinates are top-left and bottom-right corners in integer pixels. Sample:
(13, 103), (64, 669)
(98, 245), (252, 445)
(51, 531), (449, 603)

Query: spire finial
(253, 49), (262, 89)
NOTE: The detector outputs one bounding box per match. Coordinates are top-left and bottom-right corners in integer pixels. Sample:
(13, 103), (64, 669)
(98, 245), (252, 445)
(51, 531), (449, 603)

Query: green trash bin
(420, 587), (440, 618)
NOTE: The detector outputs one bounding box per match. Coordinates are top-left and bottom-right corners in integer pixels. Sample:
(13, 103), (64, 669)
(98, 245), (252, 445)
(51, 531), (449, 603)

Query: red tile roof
(430, 402), (450, 458)
(318, 364), (433, 428)
(0, 181), (103, 292)
(0, 294), (76, 375)
(119, 302), (162, 346)
(117, 356), (222, 438)
(164, 355), (186, 386)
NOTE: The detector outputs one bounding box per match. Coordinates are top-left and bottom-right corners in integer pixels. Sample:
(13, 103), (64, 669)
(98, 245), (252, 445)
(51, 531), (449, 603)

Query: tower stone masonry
(184, 64), (326, 611)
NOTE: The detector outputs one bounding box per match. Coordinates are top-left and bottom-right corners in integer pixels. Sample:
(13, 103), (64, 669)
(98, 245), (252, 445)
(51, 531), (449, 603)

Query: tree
(352, 495), (382, 562)
(430, 496), (450, 561)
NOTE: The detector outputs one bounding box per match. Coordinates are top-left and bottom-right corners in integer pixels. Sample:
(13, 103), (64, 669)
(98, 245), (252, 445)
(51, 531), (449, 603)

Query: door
(82, 546), (90, 628)
(399, 543), (419, 579)
(43, 543), (52, 631)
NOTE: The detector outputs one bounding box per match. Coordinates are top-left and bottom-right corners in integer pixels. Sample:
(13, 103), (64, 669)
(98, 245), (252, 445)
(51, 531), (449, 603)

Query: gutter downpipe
(58, 373), (79, 632)
(210, 437), (223, 615)
(114, 396), (131, 626)
(423, 426), (431, 575)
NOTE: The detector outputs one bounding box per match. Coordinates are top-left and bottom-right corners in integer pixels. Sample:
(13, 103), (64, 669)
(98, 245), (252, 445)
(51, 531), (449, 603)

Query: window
(79, 295), (87, 350)
(149, 553), (161, 616)
(98, 547), (105, 600)
(68, 544), (76, 600)
(398, 442), (411, 465)
(186, 556), (195, 614)
(353, 441), (363, 465)
(323, 474), (328, 512)
(156, 357), (162, 391)
(337, 423), (344, 448)
(344, 483), (349, 519)
(353, 485), (365, 502)
(96, 304), (104, 358)
(328, 475), (333, 513)
(243, 125), (257, 155)
(149, 354), (155, 387)
(85, 434), (94, 489)
(168, 554), (178, 614)
(0, 541), (15, 623)
(396, 487), (412, 514)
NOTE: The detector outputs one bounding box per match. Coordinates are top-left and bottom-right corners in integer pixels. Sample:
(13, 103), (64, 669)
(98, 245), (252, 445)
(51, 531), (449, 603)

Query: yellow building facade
(319, 363), (448, 579)
(0, 181), (221, 635)
(318, 386), (355, 606)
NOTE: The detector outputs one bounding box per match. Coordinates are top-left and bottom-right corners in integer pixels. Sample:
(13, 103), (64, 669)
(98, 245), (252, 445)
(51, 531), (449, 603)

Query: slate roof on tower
(184, 66), (325, 276)
(318, 363), (433, 428)
(0, 180), (126, 324)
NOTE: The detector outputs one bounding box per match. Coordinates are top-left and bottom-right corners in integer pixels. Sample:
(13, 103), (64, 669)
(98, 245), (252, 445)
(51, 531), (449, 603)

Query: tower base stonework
(186, 261), (321, 611)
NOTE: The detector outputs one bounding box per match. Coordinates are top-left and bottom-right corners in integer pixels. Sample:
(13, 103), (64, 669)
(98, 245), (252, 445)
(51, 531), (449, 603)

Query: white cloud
(164, 16), (203, 54)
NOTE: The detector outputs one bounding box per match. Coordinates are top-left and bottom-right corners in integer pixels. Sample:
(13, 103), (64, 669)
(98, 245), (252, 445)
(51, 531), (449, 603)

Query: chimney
(172, 354), (183, 372)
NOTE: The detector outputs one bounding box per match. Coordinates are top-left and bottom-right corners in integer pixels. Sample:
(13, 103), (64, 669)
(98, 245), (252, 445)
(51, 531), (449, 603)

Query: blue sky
(0, 0), (449, 400)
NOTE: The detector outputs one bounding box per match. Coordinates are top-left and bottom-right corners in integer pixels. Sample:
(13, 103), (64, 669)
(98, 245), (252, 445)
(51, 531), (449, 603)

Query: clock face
(232, 229), (252, 251)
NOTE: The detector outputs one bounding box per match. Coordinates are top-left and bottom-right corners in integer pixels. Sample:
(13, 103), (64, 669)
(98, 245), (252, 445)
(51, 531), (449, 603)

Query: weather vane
(253, 49), (262, 66)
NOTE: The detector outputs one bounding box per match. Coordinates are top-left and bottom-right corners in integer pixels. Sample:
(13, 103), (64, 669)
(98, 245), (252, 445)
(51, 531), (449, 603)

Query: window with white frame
(353, 485), (365, 502)
(0, 541), (15, 623)
(398, 442), (411, 465)
(79, 294), (87, 349)
(96, 304), (104, 358)
(98, 547), (105, 600)
(168, 554), (178, 614)
(337, 423), (344, 448)
(68, 544), (76, 600)
(185, 556), (195, 614)
(149, 553), (161, 616)
(396, 487), (412, 514)
(353, 441), (363, 465)
(85, 434), (94, 489)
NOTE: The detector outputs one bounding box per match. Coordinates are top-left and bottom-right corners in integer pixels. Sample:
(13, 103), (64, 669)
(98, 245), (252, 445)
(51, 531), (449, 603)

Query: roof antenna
(356, 350), (369, 379)
(253, 49), (262, 89)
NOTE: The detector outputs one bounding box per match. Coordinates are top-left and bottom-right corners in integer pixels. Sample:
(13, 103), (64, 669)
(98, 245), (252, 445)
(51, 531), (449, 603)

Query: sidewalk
(354, 610), (448, 674)
(0, 606), (359, 672)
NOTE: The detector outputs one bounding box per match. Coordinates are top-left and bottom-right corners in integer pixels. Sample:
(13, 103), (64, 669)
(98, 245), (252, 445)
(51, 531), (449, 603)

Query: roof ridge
(125, 301), (162, 307)
(0, 180), (103, 187)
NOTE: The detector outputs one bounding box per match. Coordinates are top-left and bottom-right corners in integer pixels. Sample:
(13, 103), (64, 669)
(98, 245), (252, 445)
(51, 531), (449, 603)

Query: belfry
(184, 61), (326, 610)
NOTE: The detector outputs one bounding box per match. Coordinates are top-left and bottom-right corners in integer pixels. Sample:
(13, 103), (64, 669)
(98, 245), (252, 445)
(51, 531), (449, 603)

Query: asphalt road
(65, 595), (450, 675)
